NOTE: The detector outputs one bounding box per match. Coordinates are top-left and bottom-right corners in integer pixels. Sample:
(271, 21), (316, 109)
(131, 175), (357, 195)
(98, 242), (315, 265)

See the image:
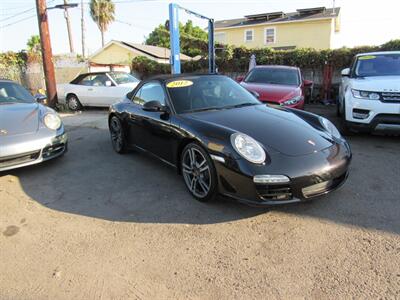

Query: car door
(73, 74), (96, 105)
(126, 81), (175, 162)
(86, 73), (115, 106)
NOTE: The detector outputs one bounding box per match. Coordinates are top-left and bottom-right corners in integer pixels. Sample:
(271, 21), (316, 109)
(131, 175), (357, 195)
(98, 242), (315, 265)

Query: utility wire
(0, 14), (37, 28)
(0, 7), (35, 23)
(0, 0), (56, 24)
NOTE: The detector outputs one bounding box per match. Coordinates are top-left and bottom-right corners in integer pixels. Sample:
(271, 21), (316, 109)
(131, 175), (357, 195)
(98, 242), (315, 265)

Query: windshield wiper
(189, 107), (223, 113)
(223, 102), (259, 109)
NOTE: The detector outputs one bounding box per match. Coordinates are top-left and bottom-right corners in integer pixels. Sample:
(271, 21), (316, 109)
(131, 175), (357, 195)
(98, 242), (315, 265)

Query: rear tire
(181, 143), (217, 202)
(109, 116), (127, 154)
(67, 94), (82, 111)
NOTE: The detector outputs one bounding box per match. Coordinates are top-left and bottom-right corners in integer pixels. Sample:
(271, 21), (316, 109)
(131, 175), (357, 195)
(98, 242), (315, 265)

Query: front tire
(181, 143), (217, 202)
(67, 94), (82, 111)
(339, 98), (356, 135)
(109, 116), (127, 154)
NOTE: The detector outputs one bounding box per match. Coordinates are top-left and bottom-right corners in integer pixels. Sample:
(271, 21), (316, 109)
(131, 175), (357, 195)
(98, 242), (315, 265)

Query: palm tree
(90, 0), (115, 47)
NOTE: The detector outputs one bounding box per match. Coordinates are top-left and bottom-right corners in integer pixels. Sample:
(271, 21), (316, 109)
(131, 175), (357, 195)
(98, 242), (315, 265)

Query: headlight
(320, 117), (341, 138)
(43, 113), (61, 130)
(231, 133), (266, 164)
(351, 89), (380, 100)
(282, 95), (303, 106)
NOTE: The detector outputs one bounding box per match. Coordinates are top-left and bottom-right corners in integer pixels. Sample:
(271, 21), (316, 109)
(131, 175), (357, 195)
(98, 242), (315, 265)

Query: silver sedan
(0, 80), (67, 172)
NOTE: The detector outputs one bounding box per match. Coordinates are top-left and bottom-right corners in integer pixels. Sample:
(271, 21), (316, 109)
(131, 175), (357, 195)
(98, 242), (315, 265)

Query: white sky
(0, 0), (399, 55)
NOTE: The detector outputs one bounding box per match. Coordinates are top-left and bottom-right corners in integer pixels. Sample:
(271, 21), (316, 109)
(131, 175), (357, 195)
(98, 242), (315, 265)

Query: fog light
(353, 108), (370, 119)
(253, 175), (290, 184)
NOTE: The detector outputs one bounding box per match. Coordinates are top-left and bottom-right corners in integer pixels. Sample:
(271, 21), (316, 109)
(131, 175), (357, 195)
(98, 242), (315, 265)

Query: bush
(132, 39), (400, 77)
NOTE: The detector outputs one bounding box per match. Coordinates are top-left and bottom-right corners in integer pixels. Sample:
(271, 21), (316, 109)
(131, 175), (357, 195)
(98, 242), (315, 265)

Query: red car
(237, 65), (312, 109)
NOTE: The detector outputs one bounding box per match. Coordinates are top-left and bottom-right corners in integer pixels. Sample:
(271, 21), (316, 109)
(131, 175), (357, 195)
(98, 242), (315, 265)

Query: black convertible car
(108, 74), (351, 205)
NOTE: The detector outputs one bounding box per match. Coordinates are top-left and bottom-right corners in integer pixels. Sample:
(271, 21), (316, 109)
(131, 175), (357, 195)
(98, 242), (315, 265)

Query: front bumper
(345, 94), (400, 132)
(0, 132), (68, 172)
(213, 141), (352, 206)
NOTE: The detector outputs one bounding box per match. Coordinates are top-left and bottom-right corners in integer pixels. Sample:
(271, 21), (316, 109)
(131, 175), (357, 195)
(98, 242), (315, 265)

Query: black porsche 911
(108, 74), (351, 205)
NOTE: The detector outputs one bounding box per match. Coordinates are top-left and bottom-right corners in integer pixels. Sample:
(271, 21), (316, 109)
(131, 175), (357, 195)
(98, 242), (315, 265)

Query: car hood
(185, 104), (333, 156)
(241, 82), (300, 102)
(0, 103), (40, 136)
(350, 76), (400, 92)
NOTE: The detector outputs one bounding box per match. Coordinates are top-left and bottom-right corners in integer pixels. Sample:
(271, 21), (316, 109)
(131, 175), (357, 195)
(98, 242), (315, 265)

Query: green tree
(90, 0), (115, 47)
(27, 35), (41, 53)
(145, 20), (208, 57)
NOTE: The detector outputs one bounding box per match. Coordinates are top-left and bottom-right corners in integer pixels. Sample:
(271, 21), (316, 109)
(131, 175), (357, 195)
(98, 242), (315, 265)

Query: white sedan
(57, 71), (140, 110)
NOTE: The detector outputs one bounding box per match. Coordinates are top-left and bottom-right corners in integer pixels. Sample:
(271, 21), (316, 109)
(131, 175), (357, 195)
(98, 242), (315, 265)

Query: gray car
(0, 79), (67, 172)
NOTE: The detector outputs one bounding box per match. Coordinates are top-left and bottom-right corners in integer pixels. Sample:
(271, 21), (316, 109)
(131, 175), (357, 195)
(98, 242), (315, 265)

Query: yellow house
(214, 7), (340, 50)
(89, 40), (193, 72)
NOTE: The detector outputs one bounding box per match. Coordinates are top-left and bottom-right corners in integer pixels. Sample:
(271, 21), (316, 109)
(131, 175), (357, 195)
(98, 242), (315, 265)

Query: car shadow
(3, 124), (400, 234)
(4, 127), (267, 225)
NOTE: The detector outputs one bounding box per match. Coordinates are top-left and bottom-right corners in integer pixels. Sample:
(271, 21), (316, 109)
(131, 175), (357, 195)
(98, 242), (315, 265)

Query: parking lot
(1, 106), (399, 299)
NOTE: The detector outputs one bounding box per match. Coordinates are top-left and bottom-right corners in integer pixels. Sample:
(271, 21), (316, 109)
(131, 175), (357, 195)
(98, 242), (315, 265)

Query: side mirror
(341, 68), (350, 77)
(143, 100), (169, 113)
(105, 80), (112, 87)
(34, 93), (47, 104)
(303, 79), (313, 87)
(236, 75), (245, 83)
(249, 90), (260, 99)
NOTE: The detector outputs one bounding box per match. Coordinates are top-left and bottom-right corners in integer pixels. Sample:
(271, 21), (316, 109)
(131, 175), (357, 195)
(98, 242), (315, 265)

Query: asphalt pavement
(0, 105), (399, 299)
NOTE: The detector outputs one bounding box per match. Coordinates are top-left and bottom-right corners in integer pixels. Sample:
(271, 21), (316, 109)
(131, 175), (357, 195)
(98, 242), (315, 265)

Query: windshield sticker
(167, 80), (193, 88)
(359, 55), (376, 60)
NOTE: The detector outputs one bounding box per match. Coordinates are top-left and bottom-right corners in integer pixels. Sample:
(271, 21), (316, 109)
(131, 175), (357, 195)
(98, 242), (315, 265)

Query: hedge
(131, 39), (400, 78)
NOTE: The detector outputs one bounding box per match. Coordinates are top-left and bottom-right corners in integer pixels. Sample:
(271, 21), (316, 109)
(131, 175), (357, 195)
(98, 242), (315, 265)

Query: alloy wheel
(110, 117), (123, 152)
(68, 96), (79, 111)
(182, 146), (212, 199)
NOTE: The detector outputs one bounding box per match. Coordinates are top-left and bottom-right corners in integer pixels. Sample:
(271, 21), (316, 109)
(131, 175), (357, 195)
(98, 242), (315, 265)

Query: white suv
(338, 51), (400, 133)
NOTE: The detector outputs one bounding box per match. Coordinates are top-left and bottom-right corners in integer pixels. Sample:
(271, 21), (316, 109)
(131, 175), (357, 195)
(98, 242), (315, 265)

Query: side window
(133, 82), (166, 106)
(78, 75), (94, 86)
(91, 74), (109, 86)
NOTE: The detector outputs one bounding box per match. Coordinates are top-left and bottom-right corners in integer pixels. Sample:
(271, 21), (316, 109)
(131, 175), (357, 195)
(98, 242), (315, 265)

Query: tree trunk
(101, 30), (104, 47)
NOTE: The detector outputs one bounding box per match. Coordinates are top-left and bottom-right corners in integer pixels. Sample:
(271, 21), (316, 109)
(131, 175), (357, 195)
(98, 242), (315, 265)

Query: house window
(215, 32), (226, 44)
(265, 27), (276, 44)
(244, 29), (254, 42)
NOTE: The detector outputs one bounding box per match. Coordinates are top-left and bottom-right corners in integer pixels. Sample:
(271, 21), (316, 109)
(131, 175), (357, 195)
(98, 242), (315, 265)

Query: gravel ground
(1, 105), (399, 299)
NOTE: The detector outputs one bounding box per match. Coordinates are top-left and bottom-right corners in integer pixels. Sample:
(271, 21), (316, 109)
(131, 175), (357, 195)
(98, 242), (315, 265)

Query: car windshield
(355, 54), (400, 77)
(0, 81), (35, 104)
(244, 68), (300, 86)
(109, 72), (139, 85)
(166, 75), (261, 114)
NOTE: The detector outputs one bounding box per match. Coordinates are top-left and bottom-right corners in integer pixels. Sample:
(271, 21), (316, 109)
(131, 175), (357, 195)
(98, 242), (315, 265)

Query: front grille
(381, 92), (400, 103)
(0, 150), (41, 169)
(256, 184), (293, 201)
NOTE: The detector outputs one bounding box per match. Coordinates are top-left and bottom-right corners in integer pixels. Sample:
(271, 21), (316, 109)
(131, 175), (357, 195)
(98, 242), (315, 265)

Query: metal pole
(208, 19), (215, 74)
(63, 0), (74, 53)
(81, 0), (85, 57)
(35, 0), (58, 108)
(169, 3), (181, 74)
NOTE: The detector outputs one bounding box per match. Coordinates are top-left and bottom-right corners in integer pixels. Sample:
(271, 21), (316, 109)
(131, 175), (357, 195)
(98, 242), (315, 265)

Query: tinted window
(0, 81), (34, 104)
(133, 82), (166, 106)
(355, 54), (400, 77)
(167, 76), (260, 114)
(109, 72), (139, 85)
(245, 68), (300, 86)
(78, 74), (110, 86)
